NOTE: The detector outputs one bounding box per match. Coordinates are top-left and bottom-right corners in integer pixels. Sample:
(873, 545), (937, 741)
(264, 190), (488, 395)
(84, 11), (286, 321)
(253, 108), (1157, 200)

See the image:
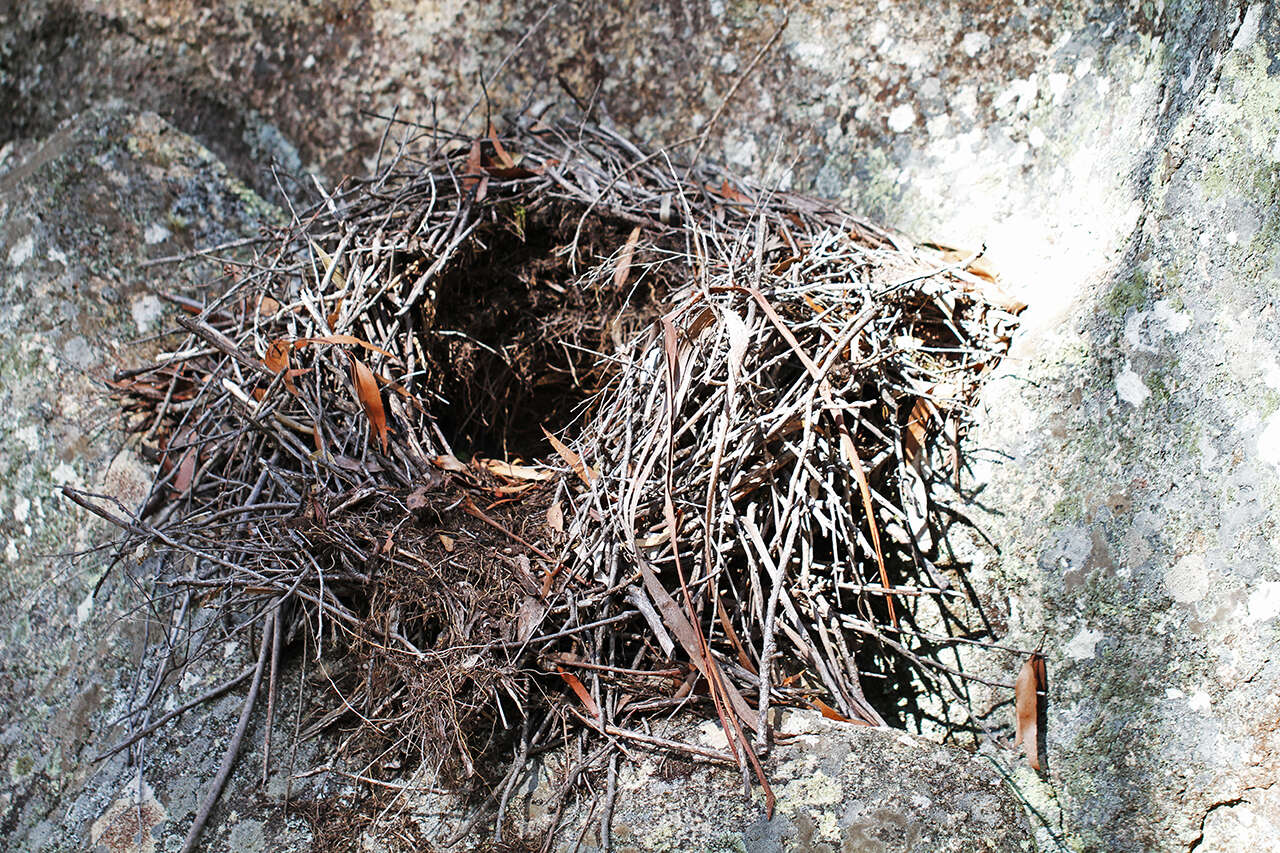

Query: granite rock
(532, 712), (1034, 853)
(0, 106), (318, 852)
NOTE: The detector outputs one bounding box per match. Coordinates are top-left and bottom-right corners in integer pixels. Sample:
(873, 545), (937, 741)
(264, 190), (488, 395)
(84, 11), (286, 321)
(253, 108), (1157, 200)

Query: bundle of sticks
(72, 114), (1025, 846)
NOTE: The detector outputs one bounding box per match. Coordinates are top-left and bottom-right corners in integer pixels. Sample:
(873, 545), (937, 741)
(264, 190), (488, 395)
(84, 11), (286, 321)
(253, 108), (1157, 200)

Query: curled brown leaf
(264, 340), (290, 373)
(1013, 652), (1047, 770)
(348, 356), (388, 452)
(613, 226), (641, 290)
(481, 458), (554, 481)
(542, 427), (596, 485)
(169, 428), (197, 500)
(557, 666), (600, 718)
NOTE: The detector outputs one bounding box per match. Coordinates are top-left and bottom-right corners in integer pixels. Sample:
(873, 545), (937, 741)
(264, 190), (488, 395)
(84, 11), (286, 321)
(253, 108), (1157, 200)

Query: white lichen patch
(790, 40), (828, 65)
(1245, 581), (1280, 623)
(8, 233), (34, 266)
(1232, 4), (1264, 53)
(1165, 553), (1209, 603)
(1257, 414), (1280, 468)
(1261, 360), (1280, 390)
(143, 223), (171, 244)
(639, 818), (678, 847)
(15, 425), (41, 451)
(131, 294), (164, 333)
(887, 103), (916, 132)
(1151, 299), (1192, 334)
(1126, 312), (1157, 348)
(1065, 626), (1104, 660)
(698, 719), (730, 751)
(50, 462), (80, 487)
(775, 754), (819, 780)
(776, 707), (827, 736)
(926, 113), (951, 137)
(1116, 366), (1150, 406)
(1047, 72), (1071, 99)
(993, 76), (1039, 113)
(76, 589), (95, 625)
(723, 132), (760, 169)
(960, 31), (990, 57)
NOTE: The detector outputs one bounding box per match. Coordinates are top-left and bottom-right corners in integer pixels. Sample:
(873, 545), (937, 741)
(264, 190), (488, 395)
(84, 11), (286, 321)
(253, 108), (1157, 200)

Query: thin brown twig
(180, 609), (274, 853)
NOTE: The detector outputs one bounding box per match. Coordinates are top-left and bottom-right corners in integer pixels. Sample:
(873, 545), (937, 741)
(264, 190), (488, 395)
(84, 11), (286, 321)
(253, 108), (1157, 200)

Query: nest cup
(81, 114), (1026, 846)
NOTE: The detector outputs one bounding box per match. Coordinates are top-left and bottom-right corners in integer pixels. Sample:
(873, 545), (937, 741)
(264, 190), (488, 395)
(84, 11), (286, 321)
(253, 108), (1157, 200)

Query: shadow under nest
(73, 115), (1029, 850)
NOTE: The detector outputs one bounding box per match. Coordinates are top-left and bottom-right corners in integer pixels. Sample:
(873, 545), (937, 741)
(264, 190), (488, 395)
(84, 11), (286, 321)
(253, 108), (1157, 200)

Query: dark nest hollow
(71, 115), (1031, 850)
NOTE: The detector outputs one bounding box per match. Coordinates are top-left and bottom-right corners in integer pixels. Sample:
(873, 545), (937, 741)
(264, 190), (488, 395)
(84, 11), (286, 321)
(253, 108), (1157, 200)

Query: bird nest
(73, 115), (1027, 849)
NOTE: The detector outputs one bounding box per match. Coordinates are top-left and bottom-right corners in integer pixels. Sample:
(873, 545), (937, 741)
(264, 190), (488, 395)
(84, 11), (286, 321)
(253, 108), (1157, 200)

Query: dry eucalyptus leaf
(515, 595), (547, 643)
(348, 356), (388, 452)
(1014, 652), (1047, 770)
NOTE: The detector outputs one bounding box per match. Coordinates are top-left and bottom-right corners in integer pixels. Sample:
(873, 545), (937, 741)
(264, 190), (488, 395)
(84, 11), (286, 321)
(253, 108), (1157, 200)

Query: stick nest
(77, 115), (1025, 846)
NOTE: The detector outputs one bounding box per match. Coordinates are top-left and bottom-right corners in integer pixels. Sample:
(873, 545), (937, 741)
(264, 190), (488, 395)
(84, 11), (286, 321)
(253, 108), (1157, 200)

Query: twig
(684, 15), (789, 177)
(180, 609), (274, 853)
(94, 667), (256, 762)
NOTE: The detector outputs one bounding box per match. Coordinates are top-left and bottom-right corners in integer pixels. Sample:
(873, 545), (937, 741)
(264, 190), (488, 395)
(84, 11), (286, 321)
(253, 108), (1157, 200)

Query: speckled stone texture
(528, 711), (1033, 853)
(0, 106), (319, 852)
(5, 1), (1280, 851)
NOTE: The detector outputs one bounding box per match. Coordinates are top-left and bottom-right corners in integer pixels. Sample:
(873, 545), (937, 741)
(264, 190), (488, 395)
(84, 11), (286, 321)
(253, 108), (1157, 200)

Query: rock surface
(958, 7), (1280, 852)
(535, 712), (1033, 853)
(0, 106), (321, 852)
(4, 1), (1280, 851)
